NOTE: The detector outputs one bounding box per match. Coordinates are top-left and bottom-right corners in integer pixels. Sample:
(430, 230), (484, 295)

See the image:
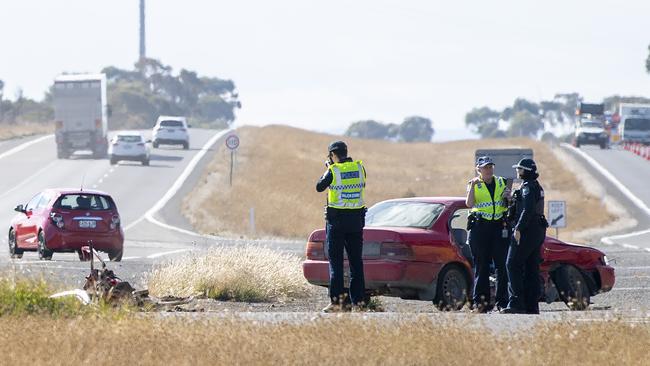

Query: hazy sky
(2, 1), (650, 138)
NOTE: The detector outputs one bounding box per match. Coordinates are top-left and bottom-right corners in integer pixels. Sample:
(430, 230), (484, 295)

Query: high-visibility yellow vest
(470, 176), (507, 220)
(327, 160), (366, 209)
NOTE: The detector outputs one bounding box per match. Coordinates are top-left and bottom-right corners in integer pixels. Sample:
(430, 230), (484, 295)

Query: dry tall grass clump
(146, 245), (313, 301)
(184, 125), (614, 240)
(0, 316), (647, 365)
(0, 122), (52, 140)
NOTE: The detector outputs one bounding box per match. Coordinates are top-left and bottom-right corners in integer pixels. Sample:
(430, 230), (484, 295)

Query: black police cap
(512, 158), (537, 172)
(328, 140), (348, 153)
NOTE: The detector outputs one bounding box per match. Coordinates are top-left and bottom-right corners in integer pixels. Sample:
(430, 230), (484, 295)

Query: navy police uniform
(502, 158), (548, 314)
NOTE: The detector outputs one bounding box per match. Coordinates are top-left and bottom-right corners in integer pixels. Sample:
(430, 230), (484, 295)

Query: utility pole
(139, 0), (146, 61)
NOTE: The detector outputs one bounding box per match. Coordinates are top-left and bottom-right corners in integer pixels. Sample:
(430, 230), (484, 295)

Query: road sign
(225, 134), (240, 150)
(548, 201), (566, 228)
(474, 149), (533, 180)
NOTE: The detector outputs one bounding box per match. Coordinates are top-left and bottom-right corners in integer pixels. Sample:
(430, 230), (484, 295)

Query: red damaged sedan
(303, 197), (615, 311)
(8, 188), (124, 261)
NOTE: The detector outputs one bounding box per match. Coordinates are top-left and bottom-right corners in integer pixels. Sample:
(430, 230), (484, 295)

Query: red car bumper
(303, 259), (439, 290)
(43, 226), (124, 252)
(596, 264), (615, 292)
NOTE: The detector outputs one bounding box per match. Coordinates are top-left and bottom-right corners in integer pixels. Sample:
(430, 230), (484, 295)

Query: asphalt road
(0, 129), (244, 288)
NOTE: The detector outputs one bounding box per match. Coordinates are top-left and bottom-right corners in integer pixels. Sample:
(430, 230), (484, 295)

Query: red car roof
(46, 188), (112, 196)
(377, 196), (466, 206)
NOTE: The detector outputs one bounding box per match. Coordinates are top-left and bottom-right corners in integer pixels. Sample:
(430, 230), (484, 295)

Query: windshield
(365, 201), (445, 228)
(117, 135), (142, 143)
(624, 118), (650, 131)
(54, 194), (113, 210)
(160, 120), (183, 127)
(581, 121), (602, 129)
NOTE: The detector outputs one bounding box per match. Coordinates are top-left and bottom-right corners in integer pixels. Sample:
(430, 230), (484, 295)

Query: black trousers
(506, 225), (546, 313)
(468, 220), (509, 309)
(326, 212), (365, 305)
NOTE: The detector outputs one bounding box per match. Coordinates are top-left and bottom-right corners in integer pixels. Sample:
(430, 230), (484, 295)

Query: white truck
(52, 74), (109, 159)
(618, 103), (650, 145)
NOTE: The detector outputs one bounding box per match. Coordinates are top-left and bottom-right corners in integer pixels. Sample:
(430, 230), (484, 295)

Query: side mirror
(146, 139), (152, 143)
(14, 204), (25, 213)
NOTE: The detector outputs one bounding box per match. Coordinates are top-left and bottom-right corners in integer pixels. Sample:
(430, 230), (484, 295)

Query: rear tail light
(95, 119), (102, 129)
(305, 241), (325, 260)
(50, 213), (65, 229)
(380, 242), (413, 259)
(179, 128), (186, 132)
(55, 121), (63, 130)
(110, 215), (121, 230)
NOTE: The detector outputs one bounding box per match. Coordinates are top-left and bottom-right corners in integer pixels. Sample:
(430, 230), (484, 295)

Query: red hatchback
(303, 197), (615, 311)
(8, 189), (124, 261)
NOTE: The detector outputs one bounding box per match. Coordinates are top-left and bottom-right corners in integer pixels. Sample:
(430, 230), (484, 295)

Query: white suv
(152, 116), (190, 149)
(108, 131), (151, 166)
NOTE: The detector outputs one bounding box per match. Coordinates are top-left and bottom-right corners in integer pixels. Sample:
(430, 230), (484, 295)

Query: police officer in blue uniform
(501, 158), (549, 314)
(316, 141), (367, 312)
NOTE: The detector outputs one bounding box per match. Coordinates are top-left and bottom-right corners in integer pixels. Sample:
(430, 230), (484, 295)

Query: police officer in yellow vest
(316, 141), (367, 312)
(465, 156), (511, 312)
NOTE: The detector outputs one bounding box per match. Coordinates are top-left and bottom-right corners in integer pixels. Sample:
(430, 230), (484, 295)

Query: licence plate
(123, 145), (132, 149)
(166, 129), (175, 132)
(78, 220), (96, 229)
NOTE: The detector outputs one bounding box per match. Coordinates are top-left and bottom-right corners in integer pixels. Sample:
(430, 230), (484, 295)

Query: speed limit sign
(225, 134), (240, 150)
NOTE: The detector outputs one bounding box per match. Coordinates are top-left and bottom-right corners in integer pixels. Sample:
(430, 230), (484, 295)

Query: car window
(25, 193), (42, 211)
(160, 120), (183, 127)
(54, 194), (113, 210)
(581, 121), (602, 128)
(365, 201), (445, 228)
(625, 118), (650, 131)
(117, 135), (143, 143)
(36, 193), (53, 209)
(450, 208), (469, 231)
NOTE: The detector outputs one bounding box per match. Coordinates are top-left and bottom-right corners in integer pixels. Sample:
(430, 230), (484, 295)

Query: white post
(249, 207), (256, 235)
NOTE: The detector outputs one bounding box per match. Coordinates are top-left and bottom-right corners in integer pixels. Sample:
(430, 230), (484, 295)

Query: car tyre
(600, 141), (607, 149)
(37, 231), (53, 260)
(77, 249), (91, 262)
(8, 228), (23, 259)
(553, 265), (590, 310)
(109, 157), (117, 165)
(108, 248), (123, 262)
(434, 265), (469, 311)
(142, 158), (150, 166)
(182, 142), (189, 150)
(153, 141), (159, 148)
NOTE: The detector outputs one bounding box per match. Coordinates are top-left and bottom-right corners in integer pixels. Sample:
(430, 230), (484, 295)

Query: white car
(108, 131), (151, 166)
(152, 116), (190, 149)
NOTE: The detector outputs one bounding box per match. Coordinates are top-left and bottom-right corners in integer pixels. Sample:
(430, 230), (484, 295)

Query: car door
(16, 193), (42, 247)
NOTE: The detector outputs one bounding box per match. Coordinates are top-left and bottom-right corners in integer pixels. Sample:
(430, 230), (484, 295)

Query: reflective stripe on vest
(470, 176), (507, 220)
(328, 160), (366, 209)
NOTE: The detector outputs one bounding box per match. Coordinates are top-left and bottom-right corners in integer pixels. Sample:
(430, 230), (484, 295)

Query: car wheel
(153, 141), (159, 148)
(108, 248), (123, 262)
(110, 158), (117, 165)
(434, 265), (469, 311)
(142, 159), (150, 166)
(183, 142), (189, 150)
(553, 265), (590, 310)
(37, 231), (53, 260)
(8, 228), (23, 259)
(600, 141), (607, 149)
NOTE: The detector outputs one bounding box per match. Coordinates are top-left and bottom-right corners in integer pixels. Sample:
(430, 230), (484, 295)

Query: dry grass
(0, 122), (52, 140)
(0, 316), (647, 365)
(184, 125), (614, 240)
(145, 245), (313, 301)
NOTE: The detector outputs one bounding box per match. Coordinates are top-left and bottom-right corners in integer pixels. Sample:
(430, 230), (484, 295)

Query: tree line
(345, 116), (434, 142)
(465, 94), (650, 140)
(0, 58), (240, 130)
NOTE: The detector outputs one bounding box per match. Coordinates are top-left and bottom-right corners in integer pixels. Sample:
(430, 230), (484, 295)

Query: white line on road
(0, 135), (54, 161)
(121, 256), (141, 261)
(146, 249), (191, 259)
(124, 129), (230, 232)
(561, 143), (650, 249)
(612, 287), (650, 291)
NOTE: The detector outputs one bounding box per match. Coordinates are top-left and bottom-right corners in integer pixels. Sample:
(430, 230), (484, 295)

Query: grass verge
(145, 245), (313, 302)
(0, 316), (647, 365)
(0, 278), (86, 317)
(184, 125), (615, 241)
(0, 122), (52, 140)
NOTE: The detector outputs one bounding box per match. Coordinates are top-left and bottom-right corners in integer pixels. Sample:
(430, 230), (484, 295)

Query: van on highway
(618, 103), (650, 145)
